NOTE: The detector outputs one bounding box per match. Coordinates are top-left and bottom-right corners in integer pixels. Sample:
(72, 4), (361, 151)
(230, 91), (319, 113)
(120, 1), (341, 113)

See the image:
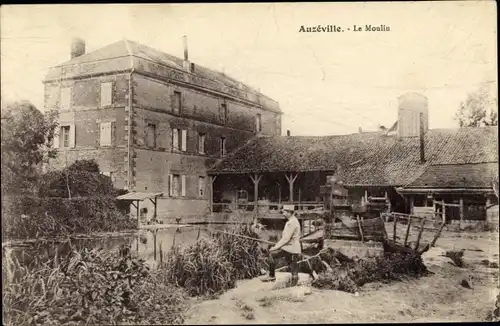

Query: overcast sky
(1, 2), (497, 136)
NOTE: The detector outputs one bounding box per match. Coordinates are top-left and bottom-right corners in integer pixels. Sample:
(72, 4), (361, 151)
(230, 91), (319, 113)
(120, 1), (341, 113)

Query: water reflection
(6, 225), (281, 270)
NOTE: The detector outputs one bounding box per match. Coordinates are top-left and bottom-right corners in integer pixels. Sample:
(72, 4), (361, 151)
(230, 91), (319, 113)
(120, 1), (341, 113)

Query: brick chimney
(286, 130), (291, 136)
(182, 36), (194, 73)
(71, 38), (86, 59)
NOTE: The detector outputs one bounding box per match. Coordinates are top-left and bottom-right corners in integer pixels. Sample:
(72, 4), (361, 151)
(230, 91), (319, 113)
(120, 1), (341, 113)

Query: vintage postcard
(1, 2), (498, 324)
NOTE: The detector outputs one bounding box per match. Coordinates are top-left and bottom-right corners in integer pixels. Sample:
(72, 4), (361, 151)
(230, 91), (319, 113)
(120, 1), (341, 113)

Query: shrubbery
(2, 247), (187, 325)
(2, 159), (134, 240)
(2, 196), (135, 240)
(312, 251), (429, 293)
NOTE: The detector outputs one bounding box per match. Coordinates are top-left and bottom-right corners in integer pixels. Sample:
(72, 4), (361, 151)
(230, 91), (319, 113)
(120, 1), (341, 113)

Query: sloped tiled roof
(209, 126), (498, 187)
(44, 40), (279, 111)
(404, 163), (498, 189)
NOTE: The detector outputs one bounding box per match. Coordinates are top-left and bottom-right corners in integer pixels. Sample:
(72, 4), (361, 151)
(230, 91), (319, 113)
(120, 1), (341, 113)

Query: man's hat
(282, 204), (295, 212)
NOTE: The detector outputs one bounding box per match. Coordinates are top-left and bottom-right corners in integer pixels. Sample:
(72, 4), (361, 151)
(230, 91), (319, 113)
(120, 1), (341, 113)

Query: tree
(1, 101), (59, 195)
(455, 83), (498, 127)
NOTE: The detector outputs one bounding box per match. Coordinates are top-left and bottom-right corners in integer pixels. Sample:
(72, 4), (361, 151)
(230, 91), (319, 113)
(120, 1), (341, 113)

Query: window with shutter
(53, 127), (60, 149)
(219, 103), (227, 123)
(100, 82), (113, 107)
(60, 87), (72, 110)
(220, 137), (226, 157)
(255, 114), (262, 132)
(181, 130), (187, 151)
(172, 128), (179, 151)
(173, 91), (182, 114)
(181, 175), (186, 197)
(198, 176), (205, 197)
(171, 174), (180, 197)
(169, 174), (174, 196)
(146, 123), (156, 148)
(198, 133), (206, 154)
(61, 126), (71, 148)
(100, 122), (112, 146)
(69, 124), (76, 148)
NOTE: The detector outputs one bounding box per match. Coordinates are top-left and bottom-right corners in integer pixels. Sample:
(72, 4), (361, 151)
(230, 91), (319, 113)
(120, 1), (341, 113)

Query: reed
(2, 246), (187, 325)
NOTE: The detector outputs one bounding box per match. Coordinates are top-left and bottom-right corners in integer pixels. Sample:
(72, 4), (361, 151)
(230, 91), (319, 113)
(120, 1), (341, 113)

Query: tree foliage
(1, 101), (59, 195)
(455, 83), (498, 127)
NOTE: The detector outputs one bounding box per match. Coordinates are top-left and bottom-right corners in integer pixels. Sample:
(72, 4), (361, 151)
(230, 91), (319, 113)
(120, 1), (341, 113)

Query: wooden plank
(404, 215), (412, 246)
(356, 215), (364, 242)
(393, 215), (398, 242)
(383, 240), (417, 254)
(414, 218), (427, 251)
(379, 214), (389, 239)
(430, 222), (446, 247)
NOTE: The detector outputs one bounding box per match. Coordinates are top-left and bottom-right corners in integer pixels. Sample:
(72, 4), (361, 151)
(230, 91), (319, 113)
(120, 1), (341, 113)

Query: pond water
(4, 224), (282, 269)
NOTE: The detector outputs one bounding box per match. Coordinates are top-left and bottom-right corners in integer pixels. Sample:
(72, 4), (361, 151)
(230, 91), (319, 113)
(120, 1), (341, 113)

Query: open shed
(116, 192), (163, 227)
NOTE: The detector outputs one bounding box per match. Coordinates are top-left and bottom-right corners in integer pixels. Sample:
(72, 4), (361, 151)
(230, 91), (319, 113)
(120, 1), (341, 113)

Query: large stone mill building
(44, 38), (282, 221)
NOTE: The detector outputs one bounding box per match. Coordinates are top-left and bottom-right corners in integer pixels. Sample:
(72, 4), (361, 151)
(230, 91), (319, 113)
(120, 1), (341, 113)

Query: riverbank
(185, 229), (499, 324)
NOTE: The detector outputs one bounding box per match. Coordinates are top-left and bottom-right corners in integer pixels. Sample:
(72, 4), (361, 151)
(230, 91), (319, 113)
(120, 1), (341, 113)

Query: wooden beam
(154, 196), (157, 220)
(409, 196), (414, 214)
(137, 200), (140, 229)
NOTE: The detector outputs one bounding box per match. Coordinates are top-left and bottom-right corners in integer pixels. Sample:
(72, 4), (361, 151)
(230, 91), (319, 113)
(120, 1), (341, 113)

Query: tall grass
(2, 246), (187, 325)
(162, 224), (267, 297)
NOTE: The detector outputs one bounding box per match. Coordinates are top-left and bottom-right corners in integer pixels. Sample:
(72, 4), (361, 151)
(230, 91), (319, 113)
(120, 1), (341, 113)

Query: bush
(2, 196), (136, 240)
(2, 247), (187, 325)
(312, 252), (428, 293)
(445, 250), (465, 267)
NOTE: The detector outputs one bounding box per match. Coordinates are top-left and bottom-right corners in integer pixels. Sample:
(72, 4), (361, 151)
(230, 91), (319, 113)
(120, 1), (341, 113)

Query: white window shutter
(169, 174), (173, 196)
(181, 175), (186, 197)
(60, 87), (71, 110)
(111, 122), (116, 145)
(181, 130), (187, 151)
(172, 129), (178, 150)
(198, 134), (205, 154)
(100, 82), (113, 106)
(69, 124), (76, 148)
(53, 126), (60, 148)
(100, 122), (112, 146)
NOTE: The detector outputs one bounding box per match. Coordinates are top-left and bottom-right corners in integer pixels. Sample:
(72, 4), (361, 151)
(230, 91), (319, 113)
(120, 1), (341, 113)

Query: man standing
(261, 205), (301, 286)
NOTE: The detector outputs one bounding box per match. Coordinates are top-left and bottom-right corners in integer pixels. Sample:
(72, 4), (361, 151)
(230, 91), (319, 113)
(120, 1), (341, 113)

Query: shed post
(459, 197), (464, 225)
(284, 172), (298, 203)
(249, 173), (262, 211)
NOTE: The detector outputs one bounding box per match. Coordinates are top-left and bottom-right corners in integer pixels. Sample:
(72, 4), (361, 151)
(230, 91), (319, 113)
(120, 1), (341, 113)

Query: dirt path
(184, 230), (499, 324)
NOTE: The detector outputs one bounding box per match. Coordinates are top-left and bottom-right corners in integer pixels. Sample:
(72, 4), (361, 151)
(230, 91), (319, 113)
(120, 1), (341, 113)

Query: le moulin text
(299, 25), (391, 33)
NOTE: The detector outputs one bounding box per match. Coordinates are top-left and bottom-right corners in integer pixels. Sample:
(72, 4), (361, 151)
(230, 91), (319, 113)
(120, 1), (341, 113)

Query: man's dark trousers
(268, 249), (299, 285)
